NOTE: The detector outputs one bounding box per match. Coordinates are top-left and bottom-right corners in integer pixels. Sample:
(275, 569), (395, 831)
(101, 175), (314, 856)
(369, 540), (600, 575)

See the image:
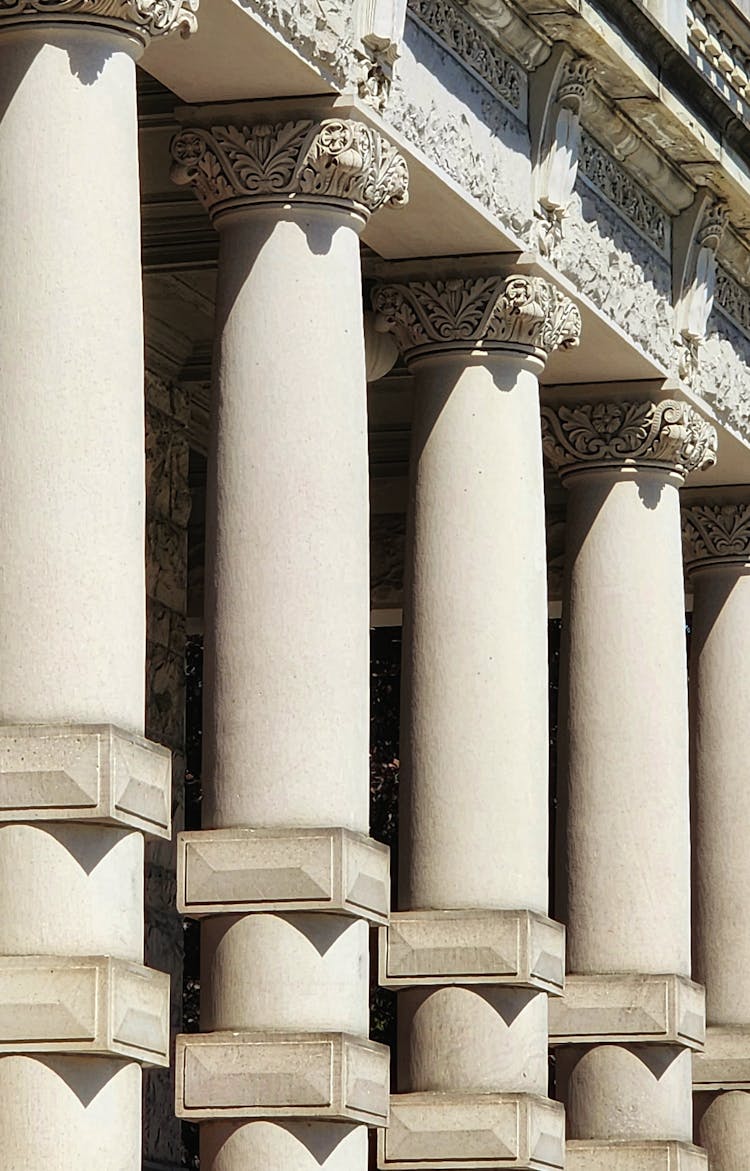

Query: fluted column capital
(682, 503), (750, 571)
(0, 0), (197, 44)
(541, 399), (718, 482)
(170, 117), (409, 225)
(370, 274), (581, 363)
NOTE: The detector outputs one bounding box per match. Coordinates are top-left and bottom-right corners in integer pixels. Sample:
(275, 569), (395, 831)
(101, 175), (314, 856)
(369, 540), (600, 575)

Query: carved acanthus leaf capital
(682, 504), (750, 569)
(170, 118), (409, 220)
(541, 400), (718, 479)
(0, 0), (197, 41)
(371, 275), (581, 360)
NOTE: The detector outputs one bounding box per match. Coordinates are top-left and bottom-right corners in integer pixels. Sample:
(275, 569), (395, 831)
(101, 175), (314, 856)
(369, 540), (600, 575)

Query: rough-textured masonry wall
(144, 372), (191, 1170)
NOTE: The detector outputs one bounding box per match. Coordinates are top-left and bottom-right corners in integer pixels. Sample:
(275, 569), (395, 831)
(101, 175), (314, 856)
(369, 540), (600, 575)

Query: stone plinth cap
(566, 1141), (707, 1171)
(692, 1025), (750, 1088)
(379, 910), (565, 994)
(175, 1031), (389, 1124)
(377, 1092), (565, 1170)
(0, 724), (172, 839)
(0, 955), (169, 1067)
(177, 826), (390, 924)
(548, 973), (705, 1049)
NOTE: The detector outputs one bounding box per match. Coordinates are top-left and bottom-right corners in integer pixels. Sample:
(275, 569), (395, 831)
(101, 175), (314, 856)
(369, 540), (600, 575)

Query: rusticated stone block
(0, 724), (171, 838)
(692, 1025), (750, 1088)
(566, 1141), (708, 1171)
(379, 910), (565, 994)
(377, 1092), (565, 1170)
(175, 1031), (389, 1124)
(549, 974), (704, 1049)
(0, 955), (169, 1066)
(177, 827), (390, 924)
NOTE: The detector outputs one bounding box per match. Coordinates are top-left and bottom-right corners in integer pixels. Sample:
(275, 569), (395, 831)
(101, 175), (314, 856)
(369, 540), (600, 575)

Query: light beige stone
(178, 827), (389, 923)
(0, 724), (171, 839)
(0, 956), (169, 1067)
(692, 1026), (750, 1088)
(175, 1031), (389, 1124)
(549, 975), (704, 1048)
(379, 910), (564, 994)
(377, 1092), (565, 1169)
(566, 1140), (708, 1170)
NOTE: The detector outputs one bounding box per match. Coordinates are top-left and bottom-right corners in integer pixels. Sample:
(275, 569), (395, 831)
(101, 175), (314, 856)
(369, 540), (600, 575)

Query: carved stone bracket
(541, 400), (718, 479)
(673, 194), (729, 378)
(0, 0), (197, 42)
(682, 503), (750, 570)
(171, 118), (409, 222)
(371, 275), (581, 361)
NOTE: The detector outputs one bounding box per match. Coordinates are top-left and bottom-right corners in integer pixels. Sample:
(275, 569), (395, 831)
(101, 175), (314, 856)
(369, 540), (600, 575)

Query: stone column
(370, 274), (581, 1171)
(682, 501), (750, 1167)
(541, 398), (717, 1170)
(170, 113), (408, 1171)
(0, 2), (194, 1167)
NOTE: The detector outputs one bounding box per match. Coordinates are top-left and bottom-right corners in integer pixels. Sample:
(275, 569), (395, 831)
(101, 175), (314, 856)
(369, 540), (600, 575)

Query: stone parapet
(549, 974), (705, 1048)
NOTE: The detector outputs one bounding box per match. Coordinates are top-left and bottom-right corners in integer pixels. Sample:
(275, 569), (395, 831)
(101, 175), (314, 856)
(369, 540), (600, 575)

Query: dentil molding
(0, 0), (197, 41)
(682, 503), (750, 568)
(171, 118), (409, 220)
(541, 400), (718, 478)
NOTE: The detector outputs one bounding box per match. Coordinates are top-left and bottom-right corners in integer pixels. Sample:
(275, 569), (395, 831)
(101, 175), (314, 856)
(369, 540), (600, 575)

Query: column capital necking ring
(682, 503), (750, 570)
(0, 0), (197, 42)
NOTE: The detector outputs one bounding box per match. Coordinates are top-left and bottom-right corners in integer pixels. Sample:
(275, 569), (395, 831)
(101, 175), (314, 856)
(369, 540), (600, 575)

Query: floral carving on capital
(541, 399), (718, 478)
(370, 275), (581, 359)
(0, 0), (197, 40)
(170, 118), (409, 220)
(682, 504), (750, 569)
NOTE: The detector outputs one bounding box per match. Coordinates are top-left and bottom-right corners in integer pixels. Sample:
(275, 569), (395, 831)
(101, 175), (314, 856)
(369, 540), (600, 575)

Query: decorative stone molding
(0, 0), (197, 41)
(371, 276), (581, 360)
(176, 1031), (390, 1123)
(533, 54), (594, 252)
(379, 909), (565, 994)
(177, 826), (390, 923)
(461, 0), (551, 70)
(578, 131), (670, 256)
(548, 973), (705, 1049)
(682, 503), (750, 569)
(674, 195), (729, 375)
(170, 118), (409, 221)
(0, 724), (172, 838)
(0, 956), (170, 1066)
(378, 1093), (565, 1170)
(692, 1025), (750, 1088)
(567, 1141), (708, 1171)
(541, 400), (718, 478)
(715, 263), (750, 338)
(688, 0), (750, 108)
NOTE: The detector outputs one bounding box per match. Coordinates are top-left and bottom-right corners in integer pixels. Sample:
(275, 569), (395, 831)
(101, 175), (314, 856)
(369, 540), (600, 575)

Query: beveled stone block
(379, 910), (565, 995)
(0, 724), (171, 838)
(0, 955), (169, 1066)
(548, 974), (705, 1049)
(177, 827), (390, 924)
(692, 1025), (750, 1088)
(176, 1031), (390, 1124)
(566, 1141), (708, 1171)
(377, 1092), (565, 1170)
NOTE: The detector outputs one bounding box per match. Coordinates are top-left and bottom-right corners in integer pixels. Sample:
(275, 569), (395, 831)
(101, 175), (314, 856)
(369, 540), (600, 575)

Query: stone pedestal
(170, 112), (408, 1171)
(372, 273), (581, 1169)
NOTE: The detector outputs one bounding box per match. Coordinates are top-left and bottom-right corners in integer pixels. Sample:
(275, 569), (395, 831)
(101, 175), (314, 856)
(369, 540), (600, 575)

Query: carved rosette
(370, 275), (581, 361)
(682, 504), (750, 570)
(170, 118), (409, 221)
(0, 0), (197, 41)
(541, 400), (718, 480)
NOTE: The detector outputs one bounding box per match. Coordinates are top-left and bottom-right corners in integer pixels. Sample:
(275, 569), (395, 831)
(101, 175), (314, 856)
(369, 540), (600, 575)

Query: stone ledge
(377, 1092), (565, 1170)
(0, 955), (170, 1067)
(0, 724), (171, 838)
(566, 1141), (707, 1171)
(692, 1025), (750, 1088)
(379, 910), (565, 994)
(177, 827), (390, 924)
(175, 1030), (389, 1124)
(548, 974), (705, 1049)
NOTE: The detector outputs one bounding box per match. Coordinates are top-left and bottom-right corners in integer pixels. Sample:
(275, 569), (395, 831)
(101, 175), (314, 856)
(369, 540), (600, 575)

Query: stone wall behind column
(144, 370), (191, 1170)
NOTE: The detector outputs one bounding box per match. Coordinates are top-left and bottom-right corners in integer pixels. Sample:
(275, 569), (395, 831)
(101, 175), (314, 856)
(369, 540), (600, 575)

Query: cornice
(682, 501), (750, 568)
(0, 0), (197, 42)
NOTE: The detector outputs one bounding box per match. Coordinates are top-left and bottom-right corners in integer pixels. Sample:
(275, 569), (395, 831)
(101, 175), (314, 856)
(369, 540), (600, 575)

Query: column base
(566, 1141), (707, 1171)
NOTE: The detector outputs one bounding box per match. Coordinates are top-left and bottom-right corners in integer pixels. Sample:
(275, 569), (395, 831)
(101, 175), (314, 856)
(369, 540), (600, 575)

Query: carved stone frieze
(371, 275), (581, 360)
(541, 400), (718, 478)
(682, 504), (750, 569)
(171, 118), (409, 221)
(0, 0), (197, 40)
(714, 264), (750, 339)
(578, 132), (669, 255)
(461, 0), (550, 70)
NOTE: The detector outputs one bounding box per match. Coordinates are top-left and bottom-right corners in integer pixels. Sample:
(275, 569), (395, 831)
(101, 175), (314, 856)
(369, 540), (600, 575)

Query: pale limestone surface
(548, 975), (705, 1048)
(566, 1140), (708, 1171)
(693, 1026), (750, 1087)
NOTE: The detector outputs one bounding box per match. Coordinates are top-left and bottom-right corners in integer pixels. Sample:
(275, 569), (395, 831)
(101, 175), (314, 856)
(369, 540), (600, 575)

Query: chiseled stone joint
(0, 0), (197, 44)
(171, 118), (409, 222)
(541, 399), (718, 480)
(371, 275), (582, 362)
(682, 503), (750, 571)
